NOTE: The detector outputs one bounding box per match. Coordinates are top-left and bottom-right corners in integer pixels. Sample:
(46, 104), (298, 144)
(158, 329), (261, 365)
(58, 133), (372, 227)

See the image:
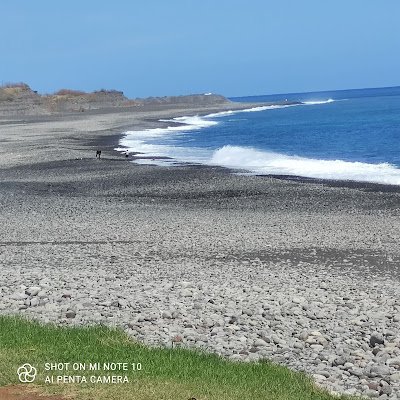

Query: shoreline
(1, 103), (400, 398)
(112, 104), (400, 192)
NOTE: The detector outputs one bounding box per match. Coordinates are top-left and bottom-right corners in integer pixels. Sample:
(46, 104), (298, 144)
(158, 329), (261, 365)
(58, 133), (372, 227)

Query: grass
(0, 316), (350, 400)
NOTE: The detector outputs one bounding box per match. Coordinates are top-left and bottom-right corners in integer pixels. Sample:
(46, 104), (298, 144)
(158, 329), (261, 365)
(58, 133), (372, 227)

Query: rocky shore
(2, 250), (400, 398)
(0, 101), (400, 399)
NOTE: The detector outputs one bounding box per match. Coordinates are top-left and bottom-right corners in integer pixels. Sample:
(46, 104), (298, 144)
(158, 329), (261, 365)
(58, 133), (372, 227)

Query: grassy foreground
(0, 316), (349, 400)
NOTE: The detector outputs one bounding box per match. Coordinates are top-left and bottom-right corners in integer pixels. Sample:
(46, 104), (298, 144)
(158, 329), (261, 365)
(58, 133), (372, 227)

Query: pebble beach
(1, 104), (400, 398)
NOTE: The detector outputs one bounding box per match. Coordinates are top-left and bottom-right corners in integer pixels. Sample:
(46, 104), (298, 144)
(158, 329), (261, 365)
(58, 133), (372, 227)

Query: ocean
(118, 86), (400, 185)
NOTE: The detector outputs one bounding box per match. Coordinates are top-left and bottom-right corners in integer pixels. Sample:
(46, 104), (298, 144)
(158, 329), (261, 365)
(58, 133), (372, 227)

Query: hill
(0, 83), (231, 117)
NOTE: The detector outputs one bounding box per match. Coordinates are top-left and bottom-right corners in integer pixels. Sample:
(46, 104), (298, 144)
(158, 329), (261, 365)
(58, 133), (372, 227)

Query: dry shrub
(0, 82), (30, 89)
(54, 89), (86, 96)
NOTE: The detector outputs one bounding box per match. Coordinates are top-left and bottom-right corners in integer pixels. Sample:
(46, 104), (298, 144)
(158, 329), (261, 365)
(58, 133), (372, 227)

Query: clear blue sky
(1, 1), (399, 98)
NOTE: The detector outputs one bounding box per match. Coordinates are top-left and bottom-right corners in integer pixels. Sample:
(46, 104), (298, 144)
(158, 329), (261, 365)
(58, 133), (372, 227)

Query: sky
(0, 1), (399, 98)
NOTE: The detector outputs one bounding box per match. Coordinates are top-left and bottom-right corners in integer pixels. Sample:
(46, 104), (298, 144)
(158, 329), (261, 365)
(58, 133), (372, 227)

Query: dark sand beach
(1, 101), (400, 398)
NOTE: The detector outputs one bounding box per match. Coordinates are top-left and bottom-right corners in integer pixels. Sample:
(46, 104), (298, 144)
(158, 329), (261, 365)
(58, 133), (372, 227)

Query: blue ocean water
(118, 86), (400, 185)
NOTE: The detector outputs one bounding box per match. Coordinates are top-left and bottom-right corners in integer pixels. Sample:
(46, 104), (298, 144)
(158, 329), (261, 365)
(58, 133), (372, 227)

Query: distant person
(96, 150), (101, 159)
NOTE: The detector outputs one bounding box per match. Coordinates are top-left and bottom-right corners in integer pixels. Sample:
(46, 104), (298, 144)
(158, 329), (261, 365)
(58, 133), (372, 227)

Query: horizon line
(230, 84), (400, 99)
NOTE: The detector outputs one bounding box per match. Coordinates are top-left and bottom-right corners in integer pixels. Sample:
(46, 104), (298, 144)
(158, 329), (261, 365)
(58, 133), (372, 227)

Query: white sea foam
(241, 104), (300, 112)
(117, 100), (400, 185)
(303, 98), (335, 105)
(118, 100), (331, 160)
(203, 110), (235, 118)
(205, 103), (299, 118)
(118, 116), (215, 162)
(205, 100), (334, 117)
(169, 115), (219, 127)
(119, 133), (400, 184)
(210, 146), (400, 185)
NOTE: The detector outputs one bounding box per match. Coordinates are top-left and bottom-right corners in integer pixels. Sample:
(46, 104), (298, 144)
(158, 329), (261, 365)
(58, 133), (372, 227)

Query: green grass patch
(0, 316), (350, 400)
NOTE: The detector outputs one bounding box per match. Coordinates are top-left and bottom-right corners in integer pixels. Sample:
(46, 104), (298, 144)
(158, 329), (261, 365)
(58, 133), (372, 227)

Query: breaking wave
(116, 99), (400, 185)
(206, 103), (301, 117)
(116, 116), (216, 163)
(210, 146), (400, 185)
(303, 99), (335, 105)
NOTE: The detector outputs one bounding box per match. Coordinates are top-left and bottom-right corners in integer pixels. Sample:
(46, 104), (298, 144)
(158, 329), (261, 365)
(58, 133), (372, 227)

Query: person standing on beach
(96, 150), (101, 159)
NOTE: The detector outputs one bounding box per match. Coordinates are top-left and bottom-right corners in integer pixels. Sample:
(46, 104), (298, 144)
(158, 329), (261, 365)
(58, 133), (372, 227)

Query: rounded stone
(370, 332), (384, 347)
(26, 286), (41, 296)
(66, 310), (76, 319)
